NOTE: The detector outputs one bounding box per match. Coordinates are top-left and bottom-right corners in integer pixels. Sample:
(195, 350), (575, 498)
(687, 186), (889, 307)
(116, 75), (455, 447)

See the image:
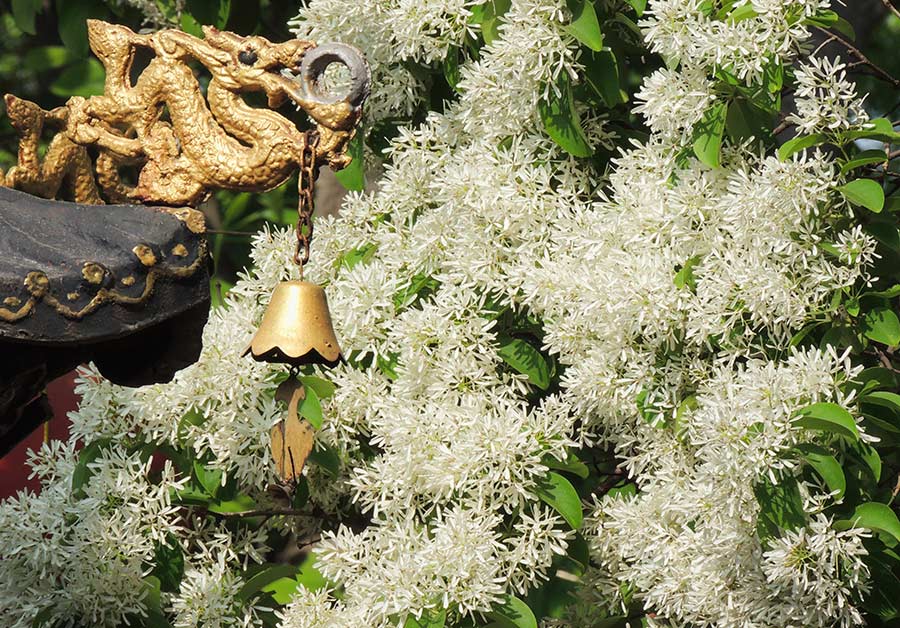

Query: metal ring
(298, 43), (371, 108)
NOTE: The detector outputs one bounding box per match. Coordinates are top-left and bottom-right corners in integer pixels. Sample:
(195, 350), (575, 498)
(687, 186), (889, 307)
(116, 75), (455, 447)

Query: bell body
(244, 280), (343, 367)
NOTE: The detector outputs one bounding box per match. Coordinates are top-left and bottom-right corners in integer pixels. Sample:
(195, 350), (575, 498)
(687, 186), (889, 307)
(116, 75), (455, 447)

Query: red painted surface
(0, 371), (79, 499)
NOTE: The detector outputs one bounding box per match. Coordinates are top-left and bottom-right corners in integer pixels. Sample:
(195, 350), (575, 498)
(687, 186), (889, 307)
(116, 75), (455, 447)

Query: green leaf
(845, 118), (900, 143)
(308, 443), (340, 477)
(862, 307), (900, 347)
(538, 75), (593, 157)
(566, 533), (591, 571)
(806, 11), (856, 40)
(851, 441), (882, 482)
(862, 391), (900, 417)
(405, 610), (447, 628)
(566, 0), (604, 51)
(544, 451), (589, 479)
(793, 402), (859, 441)
(754, 477), (806, 543)
(260, 553), (329, 604)
(583, 49), (620, 108)
(674, 255), (701, 291)
(778, 133), (827, 160)
(789, 320), (827, 348)
(207, 494), (256, 514)
(487, 595), (538, 628)
(534, 471), (583, 529)
(866, 223), (900, 253)
(840, 149), (888, 175)
(150, 537), (185, 592)
(625, 0), (647, 16)
(238, 564), (298, 603)
(795, 444), (846, 499)
(193, 460), (223, 497)
(393, 273), (440, 311)
(180, 12), (204, 37)
(176, 408), (208, 445)
(50, 58), (107, 98)
(31, 607), (54, 628)
(297, 386), (324, 429)
(476, 0), (512, 44)
(294, 553), (329, 592)
(865, 554), (900, 618)
(186, 0), (231, 28)
(298, 376), (336, 400)
(143, 575), (162, 612)
(142, 610), (174, 628)
(334, 132), (366, 192)
(444, 47), (461, 90)
(841, 503), (900, 544)
(840, 179), (885, 213)
(339, 243), (377, 270)
(71, 438), (113, 499)
(726, 98), (773, 142)
(853, 367), (899, 392)
(497, 338), (551, 390)
(56, 0), (108, 57)
(377, 352), (401, 381)
(692, 101), (727, 168)
(12, 0), (39, 35)
(261, 577), (300, 605)
(727, 2), (757, 21)
(23, 46), (80, 72)
(863, 285), (900, 299)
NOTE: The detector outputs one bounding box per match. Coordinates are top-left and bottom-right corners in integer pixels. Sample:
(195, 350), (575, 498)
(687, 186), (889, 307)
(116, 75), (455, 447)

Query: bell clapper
(270, 368), (315, 484)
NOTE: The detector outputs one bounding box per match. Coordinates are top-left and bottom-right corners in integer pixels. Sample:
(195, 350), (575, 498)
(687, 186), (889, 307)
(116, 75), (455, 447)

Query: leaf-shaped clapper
(271, 379), (316, 482)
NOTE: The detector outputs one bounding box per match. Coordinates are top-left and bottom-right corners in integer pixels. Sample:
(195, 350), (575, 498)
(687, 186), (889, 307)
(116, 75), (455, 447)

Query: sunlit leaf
(487, 594), (538, 628)
(534, 471), (583, 529)
(793, 402), (859, 441)
(71, 438), (113, 499)
(539, 75), (593, 157)
(838, 503), (900, 544)
(50, 58), (106, 98)
(840, 149), (888, 175)
(405, 610), (447, 628)
(692, 102), (727, 168)
(862, 307), (900, 347)
(335, 132), (366, 191)
(839, 179), (885, 213)
(498, 338), (551, 390)
(778, 133), (827, 160)
(795, 444), (845, 499)
(566, 0), (604, 51)
(237, 564), (298, 603)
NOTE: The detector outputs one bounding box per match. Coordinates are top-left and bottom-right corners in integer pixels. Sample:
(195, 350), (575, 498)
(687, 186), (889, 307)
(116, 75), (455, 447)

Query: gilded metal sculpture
(0, 19), (370, 456)
(1, 20), (369, 207)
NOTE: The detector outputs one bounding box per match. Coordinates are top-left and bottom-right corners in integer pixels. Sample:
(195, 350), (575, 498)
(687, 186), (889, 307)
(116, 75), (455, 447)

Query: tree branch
(813, 26), (900, 88)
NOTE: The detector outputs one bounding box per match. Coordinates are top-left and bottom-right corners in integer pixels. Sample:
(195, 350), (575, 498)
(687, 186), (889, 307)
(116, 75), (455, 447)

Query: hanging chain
(294, 131), (320, 275)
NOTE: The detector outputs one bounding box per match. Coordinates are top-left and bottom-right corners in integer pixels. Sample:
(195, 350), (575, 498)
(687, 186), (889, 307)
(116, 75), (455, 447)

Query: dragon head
(194, 28), (370, 133)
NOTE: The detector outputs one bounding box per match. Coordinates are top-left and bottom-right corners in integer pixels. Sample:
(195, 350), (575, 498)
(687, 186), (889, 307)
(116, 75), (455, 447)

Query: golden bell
(244, 280), (343, 368)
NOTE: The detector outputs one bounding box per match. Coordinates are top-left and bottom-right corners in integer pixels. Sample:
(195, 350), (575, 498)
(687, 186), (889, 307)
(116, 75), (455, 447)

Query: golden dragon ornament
(0, 19), (370, 207)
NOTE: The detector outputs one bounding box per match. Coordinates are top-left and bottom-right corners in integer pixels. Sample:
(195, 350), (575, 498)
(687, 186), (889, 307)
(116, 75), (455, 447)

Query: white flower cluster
(0, 442), (184, 626)
(790, 55), (870, 135)
(642, 0), (829, 82)
(0, 0), (880, 626)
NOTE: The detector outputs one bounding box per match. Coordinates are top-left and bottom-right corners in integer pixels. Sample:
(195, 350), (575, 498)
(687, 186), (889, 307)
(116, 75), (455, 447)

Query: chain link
(294, 132), (320, 274)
